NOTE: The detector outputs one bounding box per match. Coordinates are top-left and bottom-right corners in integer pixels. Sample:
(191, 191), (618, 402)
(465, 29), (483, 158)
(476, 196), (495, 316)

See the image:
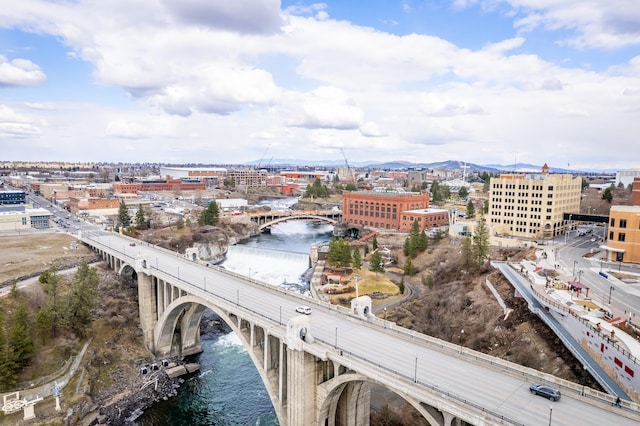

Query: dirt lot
(0, 232), (97, 287)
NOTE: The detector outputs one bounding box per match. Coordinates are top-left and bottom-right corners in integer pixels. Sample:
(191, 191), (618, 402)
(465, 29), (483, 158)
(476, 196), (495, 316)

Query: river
(138, 211), (334, 425)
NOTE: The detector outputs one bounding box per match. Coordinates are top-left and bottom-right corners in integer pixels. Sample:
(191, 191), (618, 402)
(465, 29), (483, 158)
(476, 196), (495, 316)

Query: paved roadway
(556, 229), (640, 322)
(79, 228), (639, 426)
(494, 262), (628, 398)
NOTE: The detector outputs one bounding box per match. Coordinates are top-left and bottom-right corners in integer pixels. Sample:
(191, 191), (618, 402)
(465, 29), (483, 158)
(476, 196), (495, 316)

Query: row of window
(492, 183), (553, 191)
(490, 218), (542, 228)
(610, 231), (626, 242)
(349, 210), (397, 219)
(610, 218), (631, 228)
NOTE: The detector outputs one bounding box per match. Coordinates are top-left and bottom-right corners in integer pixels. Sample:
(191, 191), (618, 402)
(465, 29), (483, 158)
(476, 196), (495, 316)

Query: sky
(1, 0), (639, 170)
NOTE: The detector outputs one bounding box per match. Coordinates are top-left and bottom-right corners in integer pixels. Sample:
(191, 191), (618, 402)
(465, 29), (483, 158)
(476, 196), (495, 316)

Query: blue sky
(1, 0), (639, 170)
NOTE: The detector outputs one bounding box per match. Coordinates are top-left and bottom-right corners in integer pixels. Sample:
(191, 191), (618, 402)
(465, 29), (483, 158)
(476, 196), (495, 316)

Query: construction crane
(340, 147), (355, 183)
(256, 144), (270, 170)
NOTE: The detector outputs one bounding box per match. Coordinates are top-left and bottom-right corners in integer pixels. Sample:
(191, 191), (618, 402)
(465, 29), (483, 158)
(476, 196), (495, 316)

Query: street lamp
(549, 404), (553, 425)
(573, 260), (578, 277)
(353, 274), (360, 299)
(609, 286), (615, 304)
(577, 269), (583, 283)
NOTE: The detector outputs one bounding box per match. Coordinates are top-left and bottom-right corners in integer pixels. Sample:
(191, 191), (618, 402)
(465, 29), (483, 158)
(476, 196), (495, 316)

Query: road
(79, 228), (640, 425)
(556, 228), (640, 320)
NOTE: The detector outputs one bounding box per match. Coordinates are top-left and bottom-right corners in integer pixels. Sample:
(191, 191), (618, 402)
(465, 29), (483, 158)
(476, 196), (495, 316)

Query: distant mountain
(245, 158), (613, 174)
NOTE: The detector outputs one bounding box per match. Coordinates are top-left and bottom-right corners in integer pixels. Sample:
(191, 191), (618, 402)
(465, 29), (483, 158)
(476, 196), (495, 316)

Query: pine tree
(417, 230), (428, 252)
(461, 236), (474, 272)
(8, 300), (34, 368)
(403, 257), (415, 275)
(66, 262), (99, 337)
(199, 200), (220, 226)
(466, 199), (475, 218)
(369, 251), (384, 272)
(352, 247), (362, 270)
(372, 235), (378, 251)
(473, 215), (490, 267)
(118, 200), (131, 228)
(0, 311), (19, 390)
(399, 277), (405, 294)
(458, 186), (469, 199)
(135, 204), (147, 229)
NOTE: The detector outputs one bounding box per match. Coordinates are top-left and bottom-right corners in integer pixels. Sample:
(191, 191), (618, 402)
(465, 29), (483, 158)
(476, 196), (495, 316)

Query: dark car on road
(530, 384), (561, 401)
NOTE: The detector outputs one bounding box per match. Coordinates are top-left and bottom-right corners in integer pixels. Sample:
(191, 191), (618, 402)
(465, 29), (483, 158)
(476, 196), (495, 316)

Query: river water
(139, 210), (333, 425)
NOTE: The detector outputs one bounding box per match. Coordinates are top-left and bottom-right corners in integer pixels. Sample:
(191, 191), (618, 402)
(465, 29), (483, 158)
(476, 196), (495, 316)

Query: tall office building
(604, 177), (640, 264)
(488, 164), (581, 240)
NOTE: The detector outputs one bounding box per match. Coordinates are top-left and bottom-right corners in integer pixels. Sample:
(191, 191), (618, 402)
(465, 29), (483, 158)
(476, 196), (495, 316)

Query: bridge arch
(118, 262), (137, 283)
(258, 214), (339, 232)
(153, 294), (286, 422)
(317, 372), (441, 426)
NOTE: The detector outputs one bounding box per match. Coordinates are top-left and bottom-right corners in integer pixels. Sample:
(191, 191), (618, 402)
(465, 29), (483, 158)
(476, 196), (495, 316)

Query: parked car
(530, 384), (561, 401)
(295, 306), (312, 315)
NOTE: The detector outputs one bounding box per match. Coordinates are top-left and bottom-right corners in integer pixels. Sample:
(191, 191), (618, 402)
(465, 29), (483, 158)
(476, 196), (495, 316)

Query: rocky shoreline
(85, 312), (232, 426)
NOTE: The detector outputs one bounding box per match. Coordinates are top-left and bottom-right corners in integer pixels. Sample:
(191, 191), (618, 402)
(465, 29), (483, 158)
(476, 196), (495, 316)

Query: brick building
(400, 208), (450, 232)
(604, 177), (640, 265)
(67, 197), (121, 213)
(113, 177), (205, 195)
(342, 191), (431, 231)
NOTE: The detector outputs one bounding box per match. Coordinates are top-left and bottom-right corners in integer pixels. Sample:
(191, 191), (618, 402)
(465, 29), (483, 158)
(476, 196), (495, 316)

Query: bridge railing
(80, 233), (640, 416)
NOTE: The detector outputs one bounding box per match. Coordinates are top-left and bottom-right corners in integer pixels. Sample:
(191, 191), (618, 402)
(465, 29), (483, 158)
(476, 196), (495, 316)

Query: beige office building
(488, 164), (581, 240)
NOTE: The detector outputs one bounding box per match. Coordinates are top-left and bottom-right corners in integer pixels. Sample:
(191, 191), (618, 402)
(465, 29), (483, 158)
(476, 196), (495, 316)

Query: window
(618, 233), (626, 242)
(620, 219), (627, 228)
(610, 231), (614, 240)
(610, 218), (615, 227)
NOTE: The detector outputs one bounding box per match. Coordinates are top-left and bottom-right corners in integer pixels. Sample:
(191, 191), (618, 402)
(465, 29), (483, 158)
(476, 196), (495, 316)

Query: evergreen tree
(602, 187), (613, 203)
(403, 238), (411, 257)
(327, 238), (352, 270)
(118, 200), (131, 228)
(399, 277), (405, 294)
(369, 251), (384, 272)
(403, 257), (415, 276)
(66, 262), (99, 337)
(41, 270), (64, 337)
(458, 186), (469, 199)
(372, 235), (378, 251)
(461, 236), (474, 272)
(135, 205), (147, 229)
(8, 300), (34, 368)
(352, 247), (362, 270)
(0, 311), (19, 390)
(417, 230), (428, 252)
(483, 199), (489, 214)
(472, 215), (490, 267)
(199, 200), (220, 226)
(466, 199), (475, 218)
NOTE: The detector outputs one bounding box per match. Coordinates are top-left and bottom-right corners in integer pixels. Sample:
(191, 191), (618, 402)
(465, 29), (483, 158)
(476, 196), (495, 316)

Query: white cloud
(160, 0), (285, 34)
(0, 0), (639, 169)
(506, 0), (640, 49)
(288, 86), (364, 130)
(0, 56), (46, 87)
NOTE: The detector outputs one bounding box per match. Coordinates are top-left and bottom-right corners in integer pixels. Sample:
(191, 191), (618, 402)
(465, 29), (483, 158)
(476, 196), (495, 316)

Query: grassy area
(328, 268), (400, 306)
(0, 233), (95, 284)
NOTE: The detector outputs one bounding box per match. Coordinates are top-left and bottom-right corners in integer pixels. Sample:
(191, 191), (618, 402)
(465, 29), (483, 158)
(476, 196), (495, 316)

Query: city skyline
(1, 0), (639, 169)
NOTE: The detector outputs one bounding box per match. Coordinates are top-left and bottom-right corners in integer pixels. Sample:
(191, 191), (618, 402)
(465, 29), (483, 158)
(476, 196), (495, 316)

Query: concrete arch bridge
(79, 230), (640, 426)
(248, 210), (341, 232)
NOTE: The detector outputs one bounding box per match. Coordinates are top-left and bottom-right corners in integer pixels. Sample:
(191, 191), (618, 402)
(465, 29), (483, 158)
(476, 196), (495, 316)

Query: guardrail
(80, 234), (640, 419)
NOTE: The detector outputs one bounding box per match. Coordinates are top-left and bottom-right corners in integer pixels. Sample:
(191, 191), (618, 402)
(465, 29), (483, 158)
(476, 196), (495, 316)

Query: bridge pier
(138, 272), (158, 353)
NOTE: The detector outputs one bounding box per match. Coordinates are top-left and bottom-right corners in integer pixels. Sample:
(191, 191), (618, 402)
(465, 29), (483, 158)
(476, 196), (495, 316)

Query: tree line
(0, 262), (99, 390)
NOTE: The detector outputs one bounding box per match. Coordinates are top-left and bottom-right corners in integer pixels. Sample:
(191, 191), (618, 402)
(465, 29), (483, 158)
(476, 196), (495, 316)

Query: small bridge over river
(77, 229), (640, 426)
(247, 210), (342, 232)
